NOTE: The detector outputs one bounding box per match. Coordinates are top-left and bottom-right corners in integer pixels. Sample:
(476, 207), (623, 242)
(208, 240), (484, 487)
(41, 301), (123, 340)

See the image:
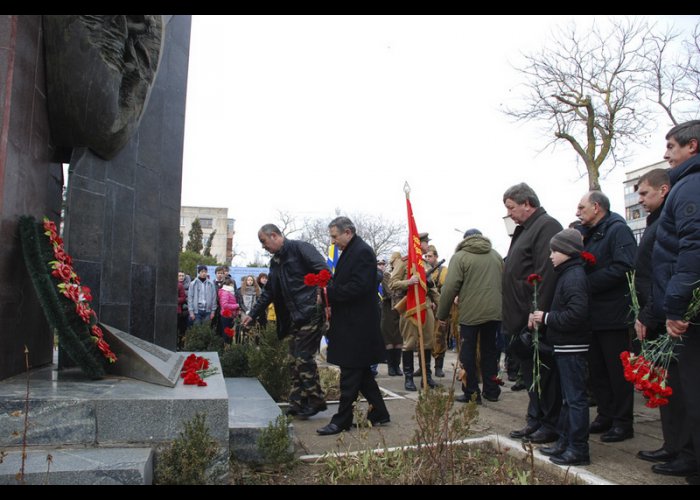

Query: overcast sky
(180, 14), (698, 265)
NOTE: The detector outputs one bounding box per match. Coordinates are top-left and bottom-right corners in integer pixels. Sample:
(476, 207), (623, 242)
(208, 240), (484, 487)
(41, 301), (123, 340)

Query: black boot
(414, 350), (432, 377)
(422, 350), (439, 389)
(387, 359), (397, 377)
(434, 354), (445, 377)
(392, 348), (403, 376)
(403, 351), (417, 391)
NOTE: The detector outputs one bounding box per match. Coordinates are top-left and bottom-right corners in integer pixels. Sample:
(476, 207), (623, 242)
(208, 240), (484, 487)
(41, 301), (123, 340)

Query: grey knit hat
(550, 228), (583, 257)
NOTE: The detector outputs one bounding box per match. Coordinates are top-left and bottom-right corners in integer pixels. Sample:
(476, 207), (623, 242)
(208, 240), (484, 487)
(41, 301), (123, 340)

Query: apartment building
(180, 206), (235, 263)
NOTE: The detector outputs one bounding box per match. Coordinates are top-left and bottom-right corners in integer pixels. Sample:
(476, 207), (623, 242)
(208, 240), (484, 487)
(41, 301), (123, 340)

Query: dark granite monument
(0, 15), (191, 380)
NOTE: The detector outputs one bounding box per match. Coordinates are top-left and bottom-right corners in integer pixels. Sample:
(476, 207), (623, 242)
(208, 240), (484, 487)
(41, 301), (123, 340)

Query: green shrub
(155, 413), (219, 485)
(183, 322), (224, 352)
(220, 343), (254, 377)
(257, 414), (295, 466)
(247, 323), (291, 402)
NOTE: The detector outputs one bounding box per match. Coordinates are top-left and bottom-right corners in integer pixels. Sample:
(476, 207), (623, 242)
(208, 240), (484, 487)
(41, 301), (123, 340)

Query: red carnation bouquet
(622, 272), (700, 408)
(304, 269), (332, 322)
(180, 353), (218, 387)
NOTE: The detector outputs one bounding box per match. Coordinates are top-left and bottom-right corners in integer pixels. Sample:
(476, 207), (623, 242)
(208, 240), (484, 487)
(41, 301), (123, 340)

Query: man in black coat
(633, 168), (694, 475)
(576, 190), (637, 443)
(651, 120), (700, 485)
(316, 216), (390, 435)
(502, 182), (563, 444)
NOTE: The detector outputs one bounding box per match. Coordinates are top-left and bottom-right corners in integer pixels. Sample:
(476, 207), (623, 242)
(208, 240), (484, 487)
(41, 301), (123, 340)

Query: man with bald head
(576, 190), (637, 443)
(243, 223), (330, 420)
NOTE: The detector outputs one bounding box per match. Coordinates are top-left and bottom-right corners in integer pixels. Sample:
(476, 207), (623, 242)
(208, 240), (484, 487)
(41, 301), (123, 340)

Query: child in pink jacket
(218, 277), (240, 342)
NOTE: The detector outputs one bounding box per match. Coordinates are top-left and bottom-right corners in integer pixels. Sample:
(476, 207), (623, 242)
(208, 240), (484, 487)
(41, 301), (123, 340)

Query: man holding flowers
(651, 120), (700, 485)
(633, 169), (694, 477)
(502, 183), (563, 445)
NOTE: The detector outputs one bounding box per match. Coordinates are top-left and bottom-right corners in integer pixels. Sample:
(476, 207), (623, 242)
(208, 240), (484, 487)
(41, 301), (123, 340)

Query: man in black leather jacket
(244, 223), (330, 419)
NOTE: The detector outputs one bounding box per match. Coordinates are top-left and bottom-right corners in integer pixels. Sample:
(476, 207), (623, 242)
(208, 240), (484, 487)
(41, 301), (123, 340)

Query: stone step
(225, 377), (292, 462)
(0, 352), (228, 448)
(0, 447), (153, 485)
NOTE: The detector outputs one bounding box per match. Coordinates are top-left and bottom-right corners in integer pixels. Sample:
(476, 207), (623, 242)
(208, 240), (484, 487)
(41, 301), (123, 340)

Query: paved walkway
(289, 350), (687, 485)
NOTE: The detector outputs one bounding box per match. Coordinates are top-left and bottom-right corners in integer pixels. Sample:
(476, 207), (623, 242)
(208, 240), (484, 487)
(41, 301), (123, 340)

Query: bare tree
(504, 18), (655, 190)
(644, 20), (700, 126)
(275, 209), (301, 238)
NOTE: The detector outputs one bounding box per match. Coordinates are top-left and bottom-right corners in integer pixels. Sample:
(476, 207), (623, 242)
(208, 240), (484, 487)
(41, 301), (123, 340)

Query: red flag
(405, 197), (427, 325)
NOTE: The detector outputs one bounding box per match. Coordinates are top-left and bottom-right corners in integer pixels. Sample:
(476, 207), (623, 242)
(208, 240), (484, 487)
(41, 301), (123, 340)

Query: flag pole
(404, 182), (428, 391)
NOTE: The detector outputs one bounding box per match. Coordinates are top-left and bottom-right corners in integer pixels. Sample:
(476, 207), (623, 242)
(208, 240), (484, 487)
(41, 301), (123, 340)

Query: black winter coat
(325, 234), (386, 368)
(543, 256), (591, 350)
(249, 238), (329, 339)
(635, 205), (664, 328)
(502, 207), (563, 337)
(653, 154), (700, 321)
(577, 212), (637, 331)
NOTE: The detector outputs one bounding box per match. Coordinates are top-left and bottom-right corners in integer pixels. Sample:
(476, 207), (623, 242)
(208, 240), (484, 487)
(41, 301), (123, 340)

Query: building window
(200, 218), (213, 229)
(632, 209), (641, 220)
(180, 216), (185, 227)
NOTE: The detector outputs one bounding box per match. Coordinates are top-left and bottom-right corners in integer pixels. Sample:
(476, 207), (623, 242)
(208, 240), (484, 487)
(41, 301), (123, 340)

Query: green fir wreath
(19, 215), (116, 379)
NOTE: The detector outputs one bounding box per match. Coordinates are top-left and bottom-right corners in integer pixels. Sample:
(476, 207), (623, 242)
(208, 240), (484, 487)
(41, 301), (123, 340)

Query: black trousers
(520, 348), (561, 433)
(678, 326), (700, 474)
(588, 329), (634, 429)
(330, 366), (389, 429)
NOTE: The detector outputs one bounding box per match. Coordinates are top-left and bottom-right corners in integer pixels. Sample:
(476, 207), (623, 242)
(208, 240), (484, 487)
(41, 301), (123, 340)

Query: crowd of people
(175, 120), (700, 484)
(176, 265), (272, 349)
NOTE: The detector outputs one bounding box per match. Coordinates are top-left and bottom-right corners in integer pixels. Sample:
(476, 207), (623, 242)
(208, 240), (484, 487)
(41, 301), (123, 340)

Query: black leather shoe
(651, 458), (698, 477)
(483, 393), (499, 402)
(434, 367), (445, 378)
(296, 403), (327, 420)
(637, 448), (678, 463)
(510, 382), (527, 391)
(550, 450), (590, 466)
(539, 444), (566, 457)
(600, 427), (633, 443)
(589, 419), (612, 434)
(285, 405), (302, 416)
(316, 423), (350, 436)
(523, 428), (559, 444)
(509, 424), (540, 439)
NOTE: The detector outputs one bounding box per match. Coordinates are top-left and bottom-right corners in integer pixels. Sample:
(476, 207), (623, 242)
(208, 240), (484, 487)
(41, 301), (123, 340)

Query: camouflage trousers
(287, 312), (327, 410)
(432, 321), (447, 357)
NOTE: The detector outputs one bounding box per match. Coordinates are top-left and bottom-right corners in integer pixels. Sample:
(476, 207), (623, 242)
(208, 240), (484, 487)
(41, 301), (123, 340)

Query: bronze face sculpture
(43, 15), (164, 161)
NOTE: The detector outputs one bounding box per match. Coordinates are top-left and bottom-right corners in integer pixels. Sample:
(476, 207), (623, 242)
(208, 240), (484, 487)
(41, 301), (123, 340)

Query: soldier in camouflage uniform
(243, 224), (330, 419)
(389, 232), (440, 391)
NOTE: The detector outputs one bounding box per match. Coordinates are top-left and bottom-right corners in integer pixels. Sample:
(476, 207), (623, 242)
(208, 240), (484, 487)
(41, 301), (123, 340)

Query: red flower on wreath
(51, 261), (74, 282)
(581, 251), (596, 266)
(42, 217), (117, 364)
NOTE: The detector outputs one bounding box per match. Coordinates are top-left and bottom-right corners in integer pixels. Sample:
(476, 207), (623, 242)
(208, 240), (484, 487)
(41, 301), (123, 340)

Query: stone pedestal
(0, 351), (228, 449)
